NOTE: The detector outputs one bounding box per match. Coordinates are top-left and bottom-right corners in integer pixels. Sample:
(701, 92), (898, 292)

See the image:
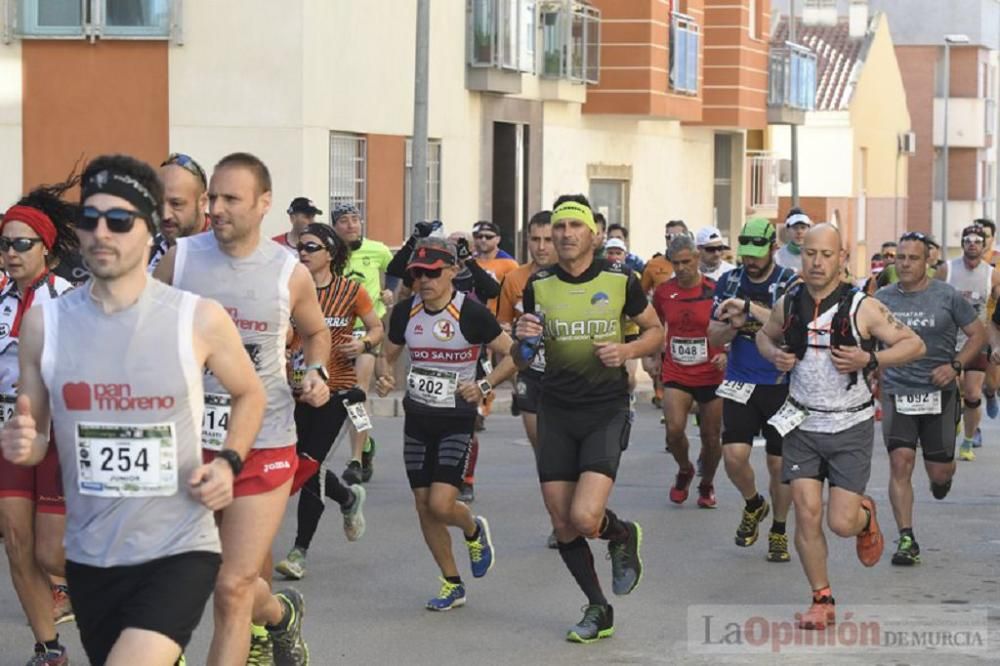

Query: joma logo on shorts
(263, 460), (292, 473)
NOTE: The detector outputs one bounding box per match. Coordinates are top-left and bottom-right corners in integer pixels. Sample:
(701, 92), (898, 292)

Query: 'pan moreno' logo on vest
(62, 382), (175, 411)
(225, 307), (268, 332)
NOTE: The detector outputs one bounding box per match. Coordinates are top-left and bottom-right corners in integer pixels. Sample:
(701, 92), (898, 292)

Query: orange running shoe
(856, 495), (884, 567)
(797, 590), (836, 630)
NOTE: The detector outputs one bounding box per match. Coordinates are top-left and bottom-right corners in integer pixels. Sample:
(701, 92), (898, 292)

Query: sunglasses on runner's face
(297, 241), (326, 254)
(77, 206), (148, 233)
(473, 233), (497, 241)
(411, 267), (443, 279)
(963, 236), (984, 245)
(0, 237), (44, 253)
(738, 235), (771, 247)
(161, 152), (208, 188)
(702, 246), (725, 253)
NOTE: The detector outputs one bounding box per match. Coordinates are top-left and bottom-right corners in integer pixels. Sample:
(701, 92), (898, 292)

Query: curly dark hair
(302, 222), (349, 276)
(12, 170), (81, 269)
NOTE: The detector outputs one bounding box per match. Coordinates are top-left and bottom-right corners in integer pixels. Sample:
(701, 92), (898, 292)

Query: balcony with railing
(538, 0), (599, 101)
(746, 151), (781, 217)
(767, 42), (816, 125)
(466, 0), (535, 94)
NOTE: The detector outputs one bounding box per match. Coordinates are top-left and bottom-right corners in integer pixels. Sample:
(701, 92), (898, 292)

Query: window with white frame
(330, 132), (367, 221)
(670, 13), (699, 95)
(468, 0), (536, 73)
(540, 0), (599, 84)
(404, 138), (442, 231)
(16, 0), (172, 38)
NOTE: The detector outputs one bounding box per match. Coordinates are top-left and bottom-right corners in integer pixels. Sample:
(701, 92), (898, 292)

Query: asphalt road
(1, 398), (998, 665)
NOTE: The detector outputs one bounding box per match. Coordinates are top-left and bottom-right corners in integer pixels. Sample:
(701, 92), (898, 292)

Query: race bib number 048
(671, 337), (709, 366)
(407, 367), (458, 409)
(76, 422), (178, 498)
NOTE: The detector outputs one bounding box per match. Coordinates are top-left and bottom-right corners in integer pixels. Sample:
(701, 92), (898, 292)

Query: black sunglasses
(161, 152), (208, 188)
(411, 267), (443, 279)
(473, 233), (497, 241)
(297, 241), (326, 254)
(702, 246), (726, 253)
(77, 206), (148, 233)
(0, 237), (44, 253)
(738, 235), (772, 247)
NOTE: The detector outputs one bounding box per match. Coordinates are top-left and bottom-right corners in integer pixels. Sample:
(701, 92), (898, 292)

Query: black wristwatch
(363, 338), (374, 354)
(865, 350), (880, 372)
(951, 359), (963, 374)
(307, 363), (330, 382)
(216, 449), (243, 477)
(743, 298), (751, 315)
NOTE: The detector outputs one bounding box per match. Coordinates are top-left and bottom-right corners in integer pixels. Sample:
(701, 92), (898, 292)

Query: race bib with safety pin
(895, 391), (941, 416)
(407, 367), (458, 409)
(344, 399), (372, 432)
(76, 422), (178, 498)
(0, 393), (16, 425)
(671, 337), (709, 366)
(716, 381), (755, 404)
(202, 393), (231, 452)
(768, 399), (808, 437)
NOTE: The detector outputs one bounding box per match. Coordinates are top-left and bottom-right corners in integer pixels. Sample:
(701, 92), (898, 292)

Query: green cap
(738, 218), (776, 258)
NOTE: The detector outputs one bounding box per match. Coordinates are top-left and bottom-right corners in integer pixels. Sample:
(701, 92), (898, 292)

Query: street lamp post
(942, 33), (970, 258)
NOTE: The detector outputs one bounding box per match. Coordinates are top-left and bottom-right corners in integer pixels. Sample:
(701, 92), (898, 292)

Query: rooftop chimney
(803, 0), (837, 27)
(849, 0), (869, 38)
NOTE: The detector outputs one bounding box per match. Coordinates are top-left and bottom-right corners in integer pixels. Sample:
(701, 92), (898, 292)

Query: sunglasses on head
(410, 267), (443, 279)
(473, 233), (497, 241)
(297, 241), (326, 254)
(900, 231), (936, 247)
(161, 152), (207, 188)
(77, 206), (148, 233)
(0, 237), (44, 253)
(738, 235), (772, 247)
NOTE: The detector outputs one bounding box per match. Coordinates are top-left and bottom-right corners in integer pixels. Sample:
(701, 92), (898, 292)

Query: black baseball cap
(473, 221), (501, 236)
(287, 197), (322, 216)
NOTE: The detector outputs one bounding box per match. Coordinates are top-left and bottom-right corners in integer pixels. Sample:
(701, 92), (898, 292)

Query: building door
(492, 121), (527, 259)
(713, 133), (733, 233)
(589, 179), (629, 229)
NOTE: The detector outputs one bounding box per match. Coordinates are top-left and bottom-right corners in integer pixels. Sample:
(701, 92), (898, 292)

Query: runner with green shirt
(515, 196), (663, 644)
(875, 231), (985, 565)
(332, 203), (394, 485)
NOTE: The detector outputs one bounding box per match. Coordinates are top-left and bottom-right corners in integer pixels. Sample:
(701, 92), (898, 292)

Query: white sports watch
(477, 379), (494, 397)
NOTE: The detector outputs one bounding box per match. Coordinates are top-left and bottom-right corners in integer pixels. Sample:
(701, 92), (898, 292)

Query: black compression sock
(745, 494), (765, 511)
(324, 469), (352, 505)
(445, 575), (463, 585)
(465, 524), (481, 542)
(558, 537), (607, 607)
(598, 508), (630, 543)
(899, 527), (914, 540)
(770, 521), (786, 535)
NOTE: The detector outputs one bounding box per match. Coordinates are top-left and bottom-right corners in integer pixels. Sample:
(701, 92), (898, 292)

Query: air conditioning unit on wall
(898, 132), (917, 155)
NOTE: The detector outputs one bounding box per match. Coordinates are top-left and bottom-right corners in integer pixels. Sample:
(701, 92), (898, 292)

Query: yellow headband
(551, 201), (597, 233)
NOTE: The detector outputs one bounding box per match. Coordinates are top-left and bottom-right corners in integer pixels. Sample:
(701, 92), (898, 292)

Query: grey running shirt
(41, 279), (220, 567)
(945, 257), (993, 350)
(775, 244), (801, 272)
(875, 280), (977, 395)
(174, 233), (297, 449)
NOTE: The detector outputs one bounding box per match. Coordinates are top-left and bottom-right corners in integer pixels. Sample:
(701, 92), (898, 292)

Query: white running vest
(0, 273), (71, 400)
(41, 279), (220, 567)
(946, 257), (993, 350)
(174, 233), (297, 449)
(789, 291), (874, 433)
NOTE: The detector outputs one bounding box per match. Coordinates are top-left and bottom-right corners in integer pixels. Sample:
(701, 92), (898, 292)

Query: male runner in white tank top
(2, 153), (266, 666)
(155, 153), (331, 665)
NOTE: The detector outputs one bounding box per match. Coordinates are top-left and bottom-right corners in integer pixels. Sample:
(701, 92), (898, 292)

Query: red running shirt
(652, 276), (725, 386)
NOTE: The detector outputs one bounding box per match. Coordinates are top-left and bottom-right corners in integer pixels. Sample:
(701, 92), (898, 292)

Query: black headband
(81, 170), (161, 232)
(303, 223), (340, 252)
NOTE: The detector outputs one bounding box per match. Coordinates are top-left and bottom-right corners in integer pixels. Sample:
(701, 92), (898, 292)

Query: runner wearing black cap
(273, 197), (322, 255)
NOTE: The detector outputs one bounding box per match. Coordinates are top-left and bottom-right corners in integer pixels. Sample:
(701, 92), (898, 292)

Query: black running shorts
(881, 389), (960, 463)
(514, 370), (542, 414)
(403, 412), (476, 489)
(536, 400), (631, 482)
(722, 383), (789, 457)
(66, 551), (220, 665)
(664, 381), (720, 405)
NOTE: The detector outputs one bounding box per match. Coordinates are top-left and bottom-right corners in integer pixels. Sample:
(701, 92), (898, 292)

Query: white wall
(542, 105), (717, 260)
(773, 111), (855, 198)
(0, 40), (22, 207)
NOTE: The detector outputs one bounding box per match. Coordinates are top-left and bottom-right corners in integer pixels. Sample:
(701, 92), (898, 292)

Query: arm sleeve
(386, 236), (417, 280)
(496, 275), (518, 325)
(623, 272), (649, 319)
(521, 279), (535, 316)
(710, 278), (726, 319)
(379, 244), (394, 271)
(467, 260), (501, 303)
(387, 300), (412, 345)
(458, 299), (504, 345)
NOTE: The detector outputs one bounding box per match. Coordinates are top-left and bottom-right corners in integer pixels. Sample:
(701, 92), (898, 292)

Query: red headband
(1, 205), (57, 250)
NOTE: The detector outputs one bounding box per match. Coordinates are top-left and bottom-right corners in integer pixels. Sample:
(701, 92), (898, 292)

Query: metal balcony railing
(539, 0), (600, 84)
(768, 42), (817, 110)
(746, 151), (780, 210)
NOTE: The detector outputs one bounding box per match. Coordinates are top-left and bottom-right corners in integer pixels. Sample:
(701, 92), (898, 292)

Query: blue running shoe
(987, 392), (999, 419)
(973, 427), (983, 448)
(467, 516), (495, 578)
(426, 578), (466, 611)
